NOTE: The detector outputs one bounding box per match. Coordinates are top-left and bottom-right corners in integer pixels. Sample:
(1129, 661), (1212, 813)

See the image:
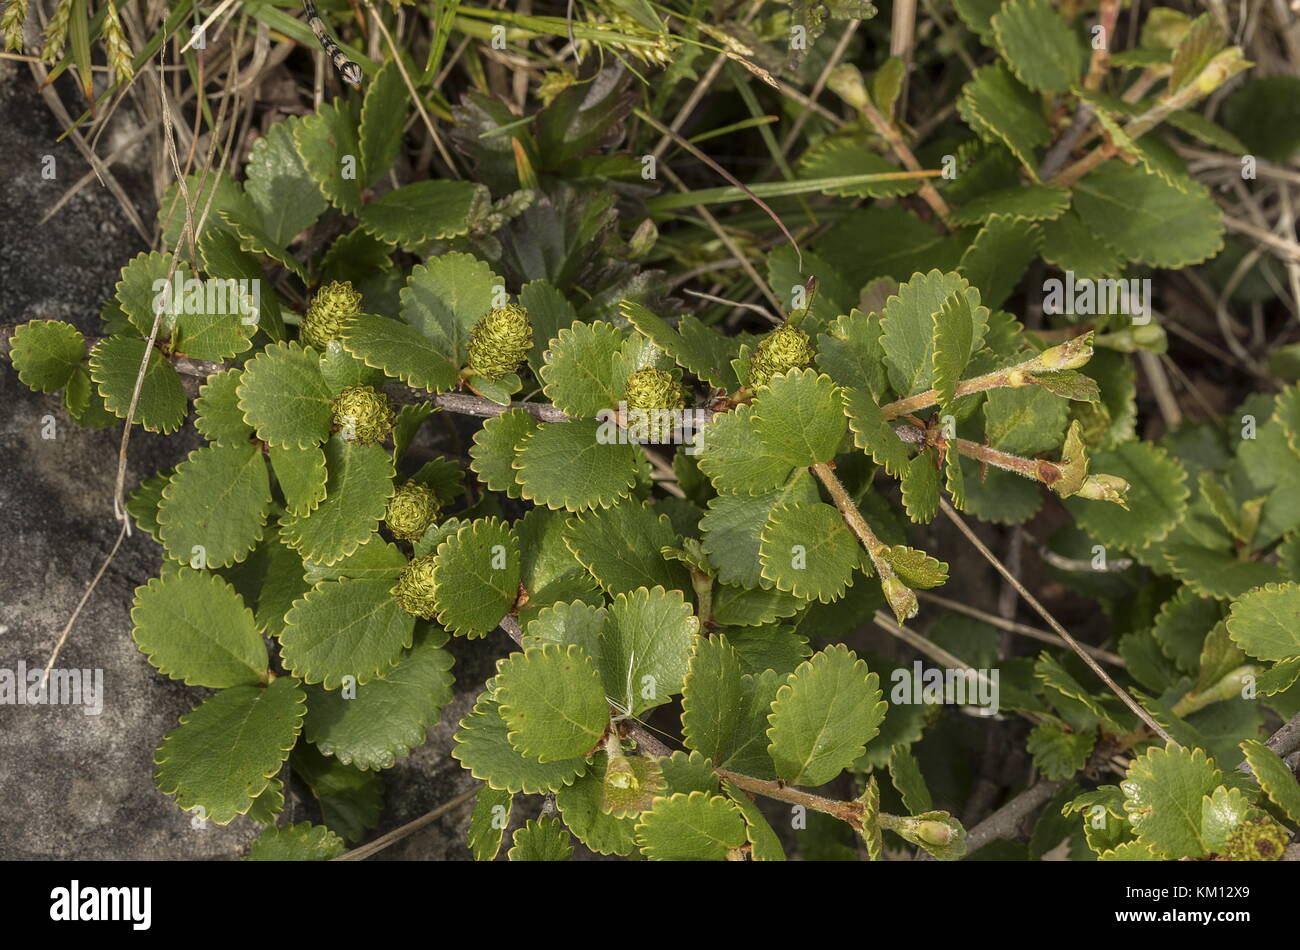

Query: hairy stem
(810, 461), (890, 570)
(716, 769), (865, 828)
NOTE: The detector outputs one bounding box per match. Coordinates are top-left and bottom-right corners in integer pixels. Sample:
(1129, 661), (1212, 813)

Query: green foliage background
(7, 0), (1300, 862)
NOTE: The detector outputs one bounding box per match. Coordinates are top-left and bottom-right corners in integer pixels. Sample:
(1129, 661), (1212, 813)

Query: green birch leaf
(130, 567), (268, 687)
(236, 341), (334, 449)
(429, 517), (520, 638)
(1040, 210), (1125, 279)
(1153, 587), (1225, 674)
(114, 251), (182, 338)
(759, 503), (861, 603)
(9, 319), (84, 392)
(522, 279), (580, 374)
(1241, 740), (1300, 824)
(399, 252), (499, 366)
(392, 402), (436, 465)
(127, 469), (171, 542)
(304, 536), (406, 585)
(469, 408), (537, 498)
(154, 677), (306, 825)
(957, 63), (1052, 178)
(539, 320), (627, 417)
(879, 269), (988, 397)
(948, 185), (1068, 226)
(1028, 370), (1101, 403)
(279, 437), (395, 565)
(1168, 13), (1226, 94)
(215, 206), (309, 282)
(1121, 744), (1222, 859)
(600, 586), (700, 717)
(452, 692), (587, 794)
(724, 630), (811, 676)
(62, 363), (118, 429)
(700, 472), (820, 588)
(198, 227), (285, 343)
(882, 545), (949, 588)
(522, 601), (607, 661)
(514, 420), (639, 512)
(358, 58), (409, 185)
(468, 785), (513, 860)
(991, 0), (1086, 94)
(244, 528), (311, 637)
(280, 576), (415, 688)
(1072, 160), (1225, 268)
(657, 750), (723, 796)
(621, 300), (741, 390)
(562, 499), (691, 595)
(244, 116), (328, 247)
(635, 791), (748, 861)
(268, 444), (328, 517)
(88, 335), (187, 433)
(1065, 441), (1189, 550)
(1165, 109), (1248, 154)
(293, 99), (364, 215)
(932, 292), (975, 411)
(767, 645), (886, 786)
(697, 403), (798, 494)
(509, 816), (574, 861)
(318, 341), (384, 394)
(888, 743), (933, 813)
(1027, 720), (1095, 779)
(1226, 583), (1300, 661)
(338, 313), (460, 393)
(1200, 785), (1251, 854)
(246, 822), (345, 861)
(157, 442), (272, 568)
(285, 755), (377, 847)
(303, 626), (455, 769)
(516, 507), (589, 592)
(712, 586), (805, 627)
(723, 780), (786, 860)
(318, 227), (395, 285)
(1165, 546), (1286, 600)
(358, 181), (485, 247)
(496, 644), (609, 762)
(750, 369), (846, 467)
(957, 214), (1044, 309)
(858, 776), (884, 860)
(984, 384), (1069, 456)
(842, 386), (910, 476)
(682, 634), (779, 777)
(901, 449), (940, 524)
(817, 309), (888, 400)
(194, 368), (254, 445)
(157, 171), (254, 249)
(555, 753), (641, 856)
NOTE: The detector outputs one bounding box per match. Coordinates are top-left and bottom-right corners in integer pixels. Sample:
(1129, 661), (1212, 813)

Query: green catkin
(467, 304), (532, 380)
(392, 554), (438, 618)
(385, 481), (439, 541)
(301, 280), (363, 351)
(623, 367), (685, 443)
(747, 322), (813, 390)
(1222, 818), (1290, 861)
(330, 385), (394, 445)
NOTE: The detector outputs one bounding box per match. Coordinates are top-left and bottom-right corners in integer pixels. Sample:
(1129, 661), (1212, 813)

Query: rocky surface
(0, 65), (512, 861)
